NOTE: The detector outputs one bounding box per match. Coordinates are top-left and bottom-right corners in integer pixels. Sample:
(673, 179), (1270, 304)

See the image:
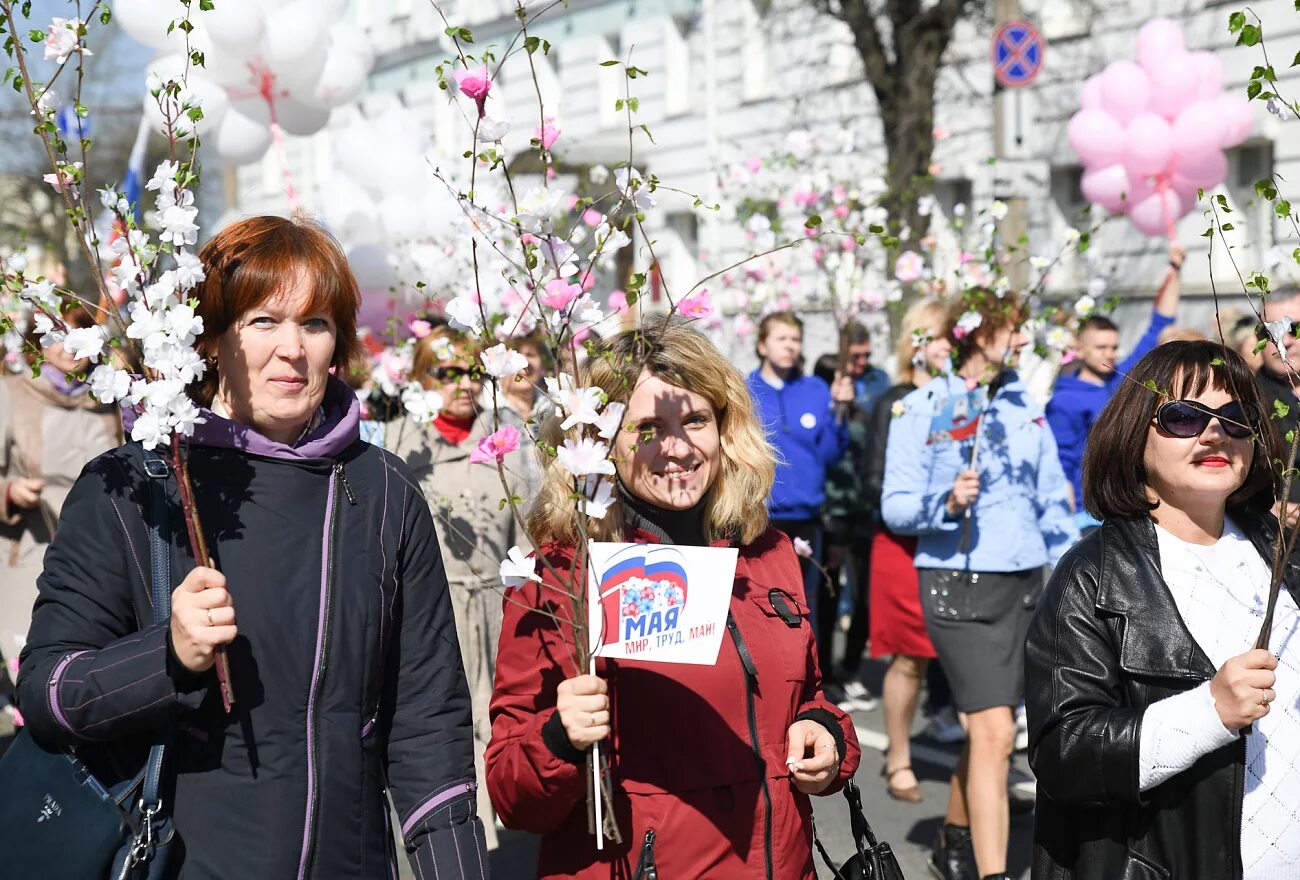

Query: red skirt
(868, 529), (937, 659)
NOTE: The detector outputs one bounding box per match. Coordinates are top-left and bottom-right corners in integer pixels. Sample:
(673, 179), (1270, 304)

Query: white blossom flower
(146, 72), (163, 96)
(588, 164), (610, 185)
(952, 310), (983, 340)
(87, 365), (131, 405)
(1266, 317), (1295, 365)
(1045, 326), (1072, 351)
(21, 279), (60, 312)
(147, 161), (180, 193)
(478, 116), (509, 143)
(559, 385), (604, 431)
(32, 312), (64, 348)
(131, 409), (167, 450)
(615, 166), (656, 212)
(1073, 294), (1097, 318)
(793, 537), (813, 557)
(594, 401), (626, 441)
(593, 222), (630, 257)
(164, 302), (203, 346)
(34, 87), (57, 117)
(44, 18), (84, 64)
(173, 251), (205, 289)
(500, 545), (541, 590)
(444, 296), (484, 333)
(580, 475), (615, 519)
(402, 385), (445, 424)
(556, 436), (616, 477)
(516, 186), (568, 234)
(1267, 96), (1294, 121)
(480, 343), (528, 379)
(158, 204), (199, 246)
(63, 325), (105, 362)
(990, 200), (1009, 221)
(143, 274), (179, 310)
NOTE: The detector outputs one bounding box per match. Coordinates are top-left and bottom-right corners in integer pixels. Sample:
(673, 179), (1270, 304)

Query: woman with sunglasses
(1026, 340), (1294, 880)
(389, 323), (529, 850)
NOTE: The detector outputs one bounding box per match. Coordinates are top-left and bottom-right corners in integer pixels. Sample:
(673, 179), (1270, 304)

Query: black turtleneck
(617, 480), (708, 546)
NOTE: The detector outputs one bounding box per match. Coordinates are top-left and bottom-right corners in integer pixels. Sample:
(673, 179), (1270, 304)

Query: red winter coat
(485, 527), (861, 879)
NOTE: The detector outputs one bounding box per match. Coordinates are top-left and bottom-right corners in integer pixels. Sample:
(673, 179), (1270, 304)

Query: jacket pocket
(749, 587), (812, 681)
(1121, 851), (1171, 880)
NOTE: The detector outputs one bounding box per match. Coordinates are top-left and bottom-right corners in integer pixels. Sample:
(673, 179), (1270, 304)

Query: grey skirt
(918, 567), (1042, 714)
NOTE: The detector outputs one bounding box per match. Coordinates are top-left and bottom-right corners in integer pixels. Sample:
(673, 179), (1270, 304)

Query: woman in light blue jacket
(881, 291), (1077, 880)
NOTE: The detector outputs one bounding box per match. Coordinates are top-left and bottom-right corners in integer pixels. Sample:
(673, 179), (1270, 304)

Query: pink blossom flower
(734, 314), (755, 339)
(833, 204), (850, 220)
(1060, 350), (1078, 365)
(793, 537), (813, 557)
(579, 272), (597, 292)
(408, 319), (432, 338)
(520, 233), (539, 245)
(470, 424), (521, 465)
(536, 119), (561, 151)
(832, 186), (847, 202)
(454, 65), (492, 117)
(895, 250), (926, 284)
(677, 289), (713, 320)
(746, 156), (762, 173)
(582, 208), (604, 228)
(860, 291), (885, 311)
(565, 193), (580, 211)
(541, 278), (583, 310)
(933, 125), (949, 141)
(608, 290), (629, 313)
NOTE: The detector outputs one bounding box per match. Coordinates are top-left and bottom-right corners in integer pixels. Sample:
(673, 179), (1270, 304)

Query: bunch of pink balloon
(1068, 17), (1254, 237)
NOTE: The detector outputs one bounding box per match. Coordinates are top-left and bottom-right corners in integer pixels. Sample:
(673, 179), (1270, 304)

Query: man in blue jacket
(1046, 244), (1183, 531)
(747, 311), (853, 641)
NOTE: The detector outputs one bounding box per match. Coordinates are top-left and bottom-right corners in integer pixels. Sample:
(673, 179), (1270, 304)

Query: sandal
(882, 764), (924, 803)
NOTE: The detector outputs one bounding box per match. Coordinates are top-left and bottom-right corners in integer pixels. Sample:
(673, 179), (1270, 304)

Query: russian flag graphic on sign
(598, 545), (690, 646)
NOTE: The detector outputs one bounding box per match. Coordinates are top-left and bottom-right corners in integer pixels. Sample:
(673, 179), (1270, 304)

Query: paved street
(402, 658), (1036, 879)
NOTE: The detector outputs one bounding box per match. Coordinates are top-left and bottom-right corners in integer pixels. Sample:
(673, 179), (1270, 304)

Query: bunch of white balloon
(115, 0), (374, 166)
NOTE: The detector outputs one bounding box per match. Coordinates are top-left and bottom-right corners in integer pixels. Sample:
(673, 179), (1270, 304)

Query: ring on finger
(206, 609), (214, 627)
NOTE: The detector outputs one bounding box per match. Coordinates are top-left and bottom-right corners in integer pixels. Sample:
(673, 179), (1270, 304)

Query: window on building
(1050, 165), (1088, 226)
(741, 0), (773, 102)
(664, 16), (694, 117)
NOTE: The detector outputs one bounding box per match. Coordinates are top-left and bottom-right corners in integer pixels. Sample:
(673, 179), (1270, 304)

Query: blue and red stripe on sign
(992, 20), (1044, 89)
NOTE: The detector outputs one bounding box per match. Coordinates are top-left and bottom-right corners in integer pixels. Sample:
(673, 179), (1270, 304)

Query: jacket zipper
(725, 612), (774, 880)
(335, 462), (357, 505)
(47, 650), (86, 735)
(632, 828), (658, 880)
(296, 470), (340, 880)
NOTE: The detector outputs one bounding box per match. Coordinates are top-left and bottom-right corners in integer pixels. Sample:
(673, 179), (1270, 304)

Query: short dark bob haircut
(1082, 340), (1280, 521)
(193, 215), (361, 405)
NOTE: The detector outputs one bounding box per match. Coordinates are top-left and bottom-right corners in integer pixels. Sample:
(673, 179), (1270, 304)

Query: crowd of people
(2, 220), (1298, 879)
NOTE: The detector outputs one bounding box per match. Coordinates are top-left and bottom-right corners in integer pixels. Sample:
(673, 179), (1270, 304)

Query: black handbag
(813, 780), (907, 880)
(0, 444), (178, 879)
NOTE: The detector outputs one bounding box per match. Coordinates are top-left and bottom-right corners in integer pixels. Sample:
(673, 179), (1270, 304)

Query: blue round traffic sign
(992, 20), (1044, 89)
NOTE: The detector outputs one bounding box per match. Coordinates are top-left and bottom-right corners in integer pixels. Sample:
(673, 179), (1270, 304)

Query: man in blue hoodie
(746, 311), (852, 639)
(1046, 244), (1184, 531)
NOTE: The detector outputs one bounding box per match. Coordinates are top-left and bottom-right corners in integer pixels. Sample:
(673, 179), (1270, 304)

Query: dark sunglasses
(1154, 400), (1254, 439)
(427, 366), (474, 383)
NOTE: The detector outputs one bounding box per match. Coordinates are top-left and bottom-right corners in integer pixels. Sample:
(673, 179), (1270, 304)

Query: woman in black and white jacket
(1027, 340), (1295, 880)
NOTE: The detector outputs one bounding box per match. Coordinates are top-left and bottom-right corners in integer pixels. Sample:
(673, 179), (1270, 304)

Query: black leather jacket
(1025, 510), (1297, 880)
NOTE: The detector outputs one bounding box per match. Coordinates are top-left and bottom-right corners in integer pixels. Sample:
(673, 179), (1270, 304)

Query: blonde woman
(388, 324), (526, 850)
(486, 317), (861, 879)
(864, 298), (952, 804)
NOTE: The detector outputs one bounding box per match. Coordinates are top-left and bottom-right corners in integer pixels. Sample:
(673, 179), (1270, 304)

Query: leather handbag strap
(138, 445), (173, 814)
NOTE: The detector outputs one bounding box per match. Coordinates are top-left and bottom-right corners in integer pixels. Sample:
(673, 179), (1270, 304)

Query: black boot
(928, 823), (977, 880)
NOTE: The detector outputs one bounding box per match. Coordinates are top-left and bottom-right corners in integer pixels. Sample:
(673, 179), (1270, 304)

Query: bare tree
(803, 0), (982, 251)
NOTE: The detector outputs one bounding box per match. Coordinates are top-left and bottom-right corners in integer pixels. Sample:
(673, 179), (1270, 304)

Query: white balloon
(379, 194), (428, 243)
(327, 24), (376, 71)
(317, 176), (380, 244)
(202, 0), (266, 55)
(300, 47), (369, 109)
(262, 1), (329, 74)
(272, 96), (330, 137)
(270, 49), (328, 97)
(348, 244), (397, 289)
(213, 105), (272, 165)
(112, 0), (176, 49)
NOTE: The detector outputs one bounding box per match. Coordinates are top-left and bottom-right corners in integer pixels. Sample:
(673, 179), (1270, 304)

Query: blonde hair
(895, 298), (951, 377)
(528, 316), (776, 547)
(411, 325), (480, 390)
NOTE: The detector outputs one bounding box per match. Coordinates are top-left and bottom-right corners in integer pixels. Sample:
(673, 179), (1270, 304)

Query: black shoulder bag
(0, 444), (179, 879)
(812, 779), (907, 880)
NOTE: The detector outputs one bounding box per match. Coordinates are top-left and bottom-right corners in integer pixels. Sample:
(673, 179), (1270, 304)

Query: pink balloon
(1080, 74), (1104, 110)
(1100, 61), (1151, 124)
(1172, 101), (1225, 164)
(1123, 113), (1174, 178)
(1214, 94), (1254, 148)
(1190, 51), (1224, 101)
(1128, 188), (1184, 238)
(1068, 108), (1126, 168)
(1171, 147), (1229, 189)
(1169, 175), (1203, 206)
(1081, 164), (1132, 213)
(1146, 52), (1199, 119)
(1136, 18), (1186, 70)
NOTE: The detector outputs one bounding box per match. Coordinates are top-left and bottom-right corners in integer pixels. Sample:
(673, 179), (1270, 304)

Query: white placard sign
(586, 541), (738, 665)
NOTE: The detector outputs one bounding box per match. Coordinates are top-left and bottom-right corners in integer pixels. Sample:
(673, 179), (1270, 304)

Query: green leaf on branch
(1276, 400), (1292, 419)
(26, 29), (43, 42)
(1230, 11), (1246, 32)
(1223, 223), (1235, 231)
(1211, 357), (1225, 366)
(199, 0), (215, 9)
(805, 214), (822, 228)
(443, 25), (473, 43)
(525, 36), (540, 54)
(1248, 79), (1263, 99)
(600, 59), (620, 67)
(1239, 24), (1262, 46)
(1277, 200), (1293, 217)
